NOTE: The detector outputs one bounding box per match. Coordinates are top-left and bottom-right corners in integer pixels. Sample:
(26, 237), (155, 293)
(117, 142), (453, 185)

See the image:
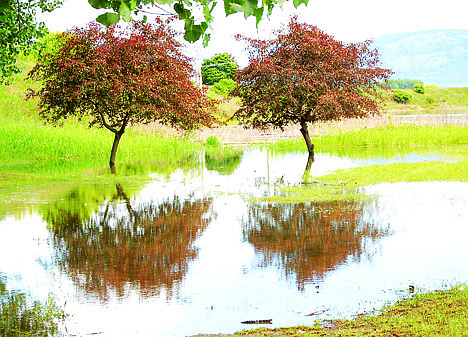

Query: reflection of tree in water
(48, 184), (212, 301)
(205, 148), (243, 175)
(0, 274), (66, 336)
(243, 201), (388, 289)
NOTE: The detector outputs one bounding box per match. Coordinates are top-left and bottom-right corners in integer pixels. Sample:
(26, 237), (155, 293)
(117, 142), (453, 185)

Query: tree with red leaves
(28, 19), (214, 173)
(235, 17), (392, 166)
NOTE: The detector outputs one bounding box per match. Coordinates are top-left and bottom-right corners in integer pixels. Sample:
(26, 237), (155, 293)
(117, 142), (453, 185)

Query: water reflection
(46, 183), (212, 301)
(243, 200), (389, 289)
(3, 148), (468, 337)
(205, 148), (243, 175)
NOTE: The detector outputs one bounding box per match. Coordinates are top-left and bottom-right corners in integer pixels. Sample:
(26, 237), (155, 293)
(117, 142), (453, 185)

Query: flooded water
(1, 148), (468, 336)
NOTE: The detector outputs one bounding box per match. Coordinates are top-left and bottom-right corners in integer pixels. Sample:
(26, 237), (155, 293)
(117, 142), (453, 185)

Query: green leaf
(88, 0), (109, 9)
(96, 12), (121, 27)
(254, 6), (263, 27)
(154, 0), (174, 4)
(224, 0), (259, 18)
(184, 20), (208, 43)
(202, 33), (211, 47)
(119, 0), (131, 21)
(174, 2), (191, 20)
(293, 0), (308, 8)
(0, 0), (9, 12)
(203, 2), (216, 22)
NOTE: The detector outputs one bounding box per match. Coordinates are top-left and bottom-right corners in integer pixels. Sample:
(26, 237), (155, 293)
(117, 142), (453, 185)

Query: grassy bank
(384, 86), (468, 114)
(193, 286), (468, 337)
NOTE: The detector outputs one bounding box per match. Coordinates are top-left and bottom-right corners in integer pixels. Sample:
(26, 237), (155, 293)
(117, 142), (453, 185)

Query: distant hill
(372, 30), (468, 87)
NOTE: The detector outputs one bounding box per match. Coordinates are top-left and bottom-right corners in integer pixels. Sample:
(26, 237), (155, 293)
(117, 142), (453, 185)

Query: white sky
(39, 0), (468, 67)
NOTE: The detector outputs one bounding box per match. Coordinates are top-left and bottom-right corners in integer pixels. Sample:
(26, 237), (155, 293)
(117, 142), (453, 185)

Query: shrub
(209, 79), (237, 98)
(413, 83), (425, 94)
(393, 89), (411, 104)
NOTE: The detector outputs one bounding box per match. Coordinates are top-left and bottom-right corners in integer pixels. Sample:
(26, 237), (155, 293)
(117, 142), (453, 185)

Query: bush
(393, 89), (411, 103)
(209, 79), (237, 98)
(413, 83), (425, 94)
(425, 96), (434, 104)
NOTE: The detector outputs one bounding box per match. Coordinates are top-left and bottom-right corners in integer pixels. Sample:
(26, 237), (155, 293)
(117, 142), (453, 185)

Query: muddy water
(1, 149), (468, 336)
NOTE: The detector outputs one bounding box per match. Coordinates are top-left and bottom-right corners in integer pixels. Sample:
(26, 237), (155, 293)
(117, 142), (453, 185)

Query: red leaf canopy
(28, 19), (214, 132)
(235, 17), (393, 130)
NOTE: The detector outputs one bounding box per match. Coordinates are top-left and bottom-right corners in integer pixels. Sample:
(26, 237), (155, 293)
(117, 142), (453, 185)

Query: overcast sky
(39, 0), (468, 67)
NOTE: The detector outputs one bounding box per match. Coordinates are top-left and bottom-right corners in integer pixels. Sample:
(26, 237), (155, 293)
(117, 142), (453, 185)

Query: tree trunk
(106, 113), (129, 174)
(299, 120), (314, 157)
(109, 132), (122, 174)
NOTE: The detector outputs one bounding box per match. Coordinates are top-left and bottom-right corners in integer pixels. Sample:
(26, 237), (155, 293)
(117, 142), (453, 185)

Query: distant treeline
(384, 79), (423, 89)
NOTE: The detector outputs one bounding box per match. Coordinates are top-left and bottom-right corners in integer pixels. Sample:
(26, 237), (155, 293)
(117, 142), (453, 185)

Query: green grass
(223, 286), (468, 337)
(384, 86), (468, 113)
(0, 115), (202, 164)
(317, 124), (468, 148)
(263, 125), (468, 154)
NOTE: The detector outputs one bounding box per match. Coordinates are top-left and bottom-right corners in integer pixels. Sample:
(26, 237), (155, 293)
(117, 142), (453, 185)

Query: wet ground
(1, 148), (468, 336)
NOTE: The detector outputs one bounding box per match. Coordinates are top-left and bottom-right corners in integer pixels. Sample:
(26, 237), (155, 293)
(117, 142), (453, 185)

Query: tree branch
(99, 112), (119, 134)
(119, 112), (130, 135)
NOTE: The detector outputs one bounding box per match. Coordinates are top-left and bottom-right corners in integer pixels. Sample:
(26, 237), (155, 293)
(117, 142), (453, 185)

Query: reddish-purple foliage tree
(28, 19), (214, 172)
(235, 17), (393, 165)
